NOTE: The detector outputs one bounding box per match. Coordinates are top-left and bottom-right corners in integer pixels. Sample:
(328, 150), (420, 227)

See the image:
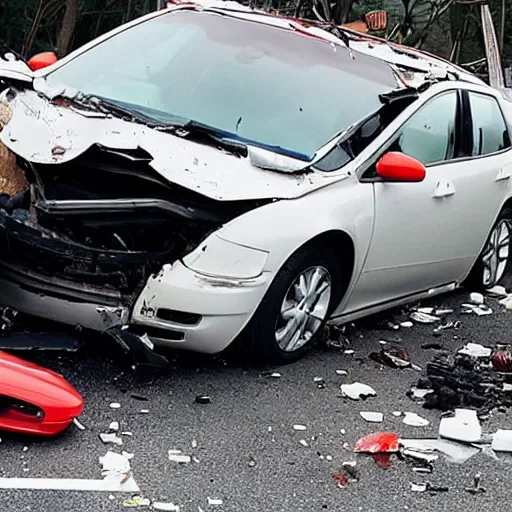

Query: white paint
(0, 477), (139, 492)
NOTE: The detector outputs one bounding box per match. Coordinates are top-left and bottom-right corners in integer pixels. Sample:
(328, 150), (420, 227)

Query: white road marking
(0, 476), (139, 492)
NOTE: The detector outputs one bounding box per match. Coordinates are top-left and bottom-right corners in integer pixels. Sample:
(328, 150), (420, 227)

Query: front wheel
(464, 207), (512, 290)
(242, 245), (344, 364)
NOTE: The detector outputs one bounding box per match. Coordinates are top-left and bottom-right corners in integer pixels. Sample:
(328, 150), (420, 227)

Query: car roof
(162, 0), (488, 90)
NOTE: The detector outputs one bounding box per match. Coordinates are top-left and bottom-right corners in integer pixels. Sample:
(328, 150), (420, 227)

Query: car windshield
(44, 10), (398, 159)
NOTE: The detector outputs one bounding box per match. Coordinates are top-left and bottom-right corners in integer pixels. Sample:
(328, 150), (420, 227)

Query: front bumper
(0, 260), (270, 354)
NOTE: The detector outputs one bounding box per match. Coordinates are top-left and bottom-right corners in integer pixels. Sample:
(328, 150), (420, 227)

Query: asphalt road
(1, 289), (511, 512)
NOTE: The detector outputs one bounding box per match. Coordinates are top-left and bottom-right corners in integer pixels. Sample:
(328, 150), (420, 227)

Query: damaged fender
(0, 350), (83, 435)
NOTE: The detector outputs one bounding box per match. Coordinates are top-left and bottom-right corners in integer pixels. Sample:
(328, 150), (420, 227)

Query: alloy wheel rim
(482, 219), (511, 286)
(275, 266), (332, 353)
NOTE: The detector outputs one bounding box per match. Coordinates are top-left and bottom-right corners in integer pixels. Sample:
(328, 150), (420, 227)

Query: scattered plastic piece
(458, 343), (492, 358)
(344, 350), (355, 355)
(207, 498), (223, 505)
(195, 396), (211, 404)
(314, 377), (325, 389)
(100, 433), (123, 446)
(392, 411), (402, 417)
(359, 412), (383, 423)
(109, 422), (120, 432)
(491, 429), (512, 452)
(410, 482), (427, 492)
(73, 418), (86, 431)
(122, 432), (133, 437)
(340, 383), (376, 400)
(461, 304), (493, 316)
(487, 285), (508, 297)
(499, 294), (512, 310)
(410, 311), (440, 324)
(269, 372), (281, 379)
(335, 370), (348, 376)
(122, 451), (134, 460)
(370, 347), (411, 369)
(492, 350), (512, 372)
(140, 410), (149, 414)
(434, 308), (454, 316)
(403, 412), (429, 427)
(153, 502), (180, 511)
(354, 432), (399, 453)
(123, 496), (151, 507)
(439, 409), (481, 443)
(168, 450), (191, 463)
(417, 307), (434, 314)
(400, 438), (480, 464)
(400, 321), (413, 328)
(299, 439), (308, 447)
(470, 292), (484, 305)
(109, 403), (121, 410)
(332, 472), (349, 488)
(409, 387), (434, 399)
(293, 425), (307, 431)
(100, 450), (132, 479)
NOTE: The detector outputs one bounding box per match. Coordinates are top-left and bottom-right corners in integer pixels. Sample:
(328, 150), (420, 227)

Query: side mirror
(376, 151), (426, 182)
(27, 52), (58, 72)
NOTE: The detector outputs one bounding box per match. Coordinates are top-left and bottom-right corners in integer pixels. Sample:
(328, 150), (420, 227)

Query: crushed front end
(0, 142), (265, 363)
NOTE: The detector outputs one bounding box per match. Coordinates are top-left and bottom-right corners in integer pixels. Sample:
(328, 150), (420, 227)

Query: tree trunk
(56, 0), (79, 58)
(21, 0), (46, 58)
(331, 0), (355, 25)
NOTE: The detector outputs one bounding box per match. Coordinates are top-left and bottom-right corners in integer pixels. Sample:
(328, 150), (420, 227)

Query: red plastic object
(354, 432), (399, 453)
(27, 51), (58, 72)
(376, 152), (426, 182)
(492, 350), (512, 372)
(0, 350), (83, 436)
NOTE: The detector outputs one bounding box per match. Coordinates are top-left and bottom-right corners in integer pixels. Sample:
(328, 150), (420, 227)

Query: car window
(468, 92), (511, 156)
(388, 92), (458, 166)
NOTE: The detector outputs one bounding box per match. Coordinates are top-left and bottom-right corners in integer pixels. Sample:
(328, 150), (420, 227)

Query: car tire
(241, 244), (345, 364)
(464, 206), (512, 291)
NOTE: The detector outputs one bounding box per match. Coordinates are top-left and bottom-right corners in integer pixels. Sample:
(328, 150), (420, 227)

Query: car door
(344, 87), (512, 312)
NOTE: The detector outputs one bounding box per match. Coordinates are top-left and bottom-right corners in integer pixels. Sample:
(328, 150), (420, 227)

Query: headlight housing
(182, 234), (268, 279)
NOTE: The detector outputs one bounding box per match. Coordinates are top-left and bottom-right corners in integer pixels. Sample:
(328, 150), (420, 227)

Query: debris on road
(458, 343), (492, 358)
(299, 439), (308, 447)
(469, 292), (485, 305)
(195, 395), (211, 404)
(408, 387), (434, 400)
(491, 429), (512, 452)
(360, 412), (383, 423)
(336, 370), (348, 376)
(439, 409), (481, 442)
(73, 418), (86, 431)
(332, 472), (349, 488)
(465, 473), (486, 494)
(341, 382), (376, 400)
(109, 421), (120, 432)
(314, 376), (325, 388)
(168, 450), (191, 464)
(487, 285), (508, 297)
(370, 346), (411, 369)
(410, 482), (448, 493)
(492, 350), (512, 372)
(372, 453), (392, 469)
(354, 432), (399, 453)
(123, 495), (151, 507)
(333, 461), (359, 488)
(207, 498), (223, 505)
(402, 412), (429, 427)
(293, 424), (307, 431)
(152, 502), (180, 511)
(400, 439), (480, 464)
(461, 303), (493, 316)
(110, 403), (121, 409)
(100, 433), (123, 446)
(410, 311), (440, 324)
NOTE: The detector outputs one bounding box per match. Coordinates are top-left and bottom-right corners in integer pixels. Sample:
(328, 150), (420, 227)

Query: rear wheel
(464, 207), (512, 290)
(242, 245), (344, 364)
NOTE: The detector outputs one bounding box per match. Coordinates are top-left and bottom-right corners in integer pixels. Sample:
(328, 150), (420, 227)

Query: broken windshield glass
(42, 10), (398, 160)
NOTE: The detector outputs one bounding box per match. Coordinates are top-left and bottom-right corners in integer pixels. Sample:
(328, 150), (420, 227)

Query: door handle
(496, 163), (512, 181)
(433, 179), (456, 198)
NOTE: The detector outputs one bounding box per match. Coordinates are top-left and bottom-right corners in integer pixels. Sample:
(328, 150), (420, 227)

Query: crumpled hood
(0, 90), (340, 201)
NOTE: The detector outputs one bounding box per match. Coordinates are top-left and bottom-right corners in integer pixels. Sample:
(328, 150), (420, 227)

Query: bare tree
(56, 0), (79, 57)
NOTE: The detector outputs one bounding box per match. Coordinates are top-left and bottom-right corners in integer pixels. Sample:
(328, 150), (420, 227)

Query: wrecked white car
(0, 2), (511, 363)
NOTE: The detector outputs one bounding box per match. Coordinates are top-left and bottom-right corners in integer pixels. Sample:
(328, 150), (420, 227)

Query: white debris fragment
(392, 411), (402, 417)
(340, 429), (346, 435)
(313, 377), (323, 383)
(335, 370), (348, 376)
(400, 438), (480, 464)
(326, 455), (333, 461)
(439, 409), (481, 443)
(191, 439), (198, 448)
(343, 350), (355, 355)
(207, 498), (223, 506)
(410, 311), (441, 324)
(340, 382), (376, 400)
(73, 418), (86, 431)
(269, 372), (282, 379)
(168, 450), (191, 463)
(22, 446), (28, 452)
(492, 430), (512, 452)
(503, 383), (512, 393)
(499, 294), (512, 310)
(403, 412), (429, 427)
(293, 425), (307, 431)
(299, 439), (308, 447)
(153, 502), (180, 511)
(470, 292), (485, 305)
(359, 412), (383, 423)
(410, 387), (434, 399)
(487, 285), (508, 297)
(434, 308), (454, 316)
(403, 449), (438, 463)
(140, 410), (150, 414)
(122, 495), (150, 507)
(99, 433), (123, 446)
(458, 343), (492, 358)
(400, 321), (414, 328)
(109, 422), (119, 432)
(410, 482), (427, 492)
(122, 451), (134, 460)
(109, 403), (121, 409)
(100, 451), (131, 479)
(378, 340), (387, 345)
(461, 304), (493, 316)
(417, 307), (434, 314)
(122, 432), (133, 437)
(268, 426), (272, 432)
